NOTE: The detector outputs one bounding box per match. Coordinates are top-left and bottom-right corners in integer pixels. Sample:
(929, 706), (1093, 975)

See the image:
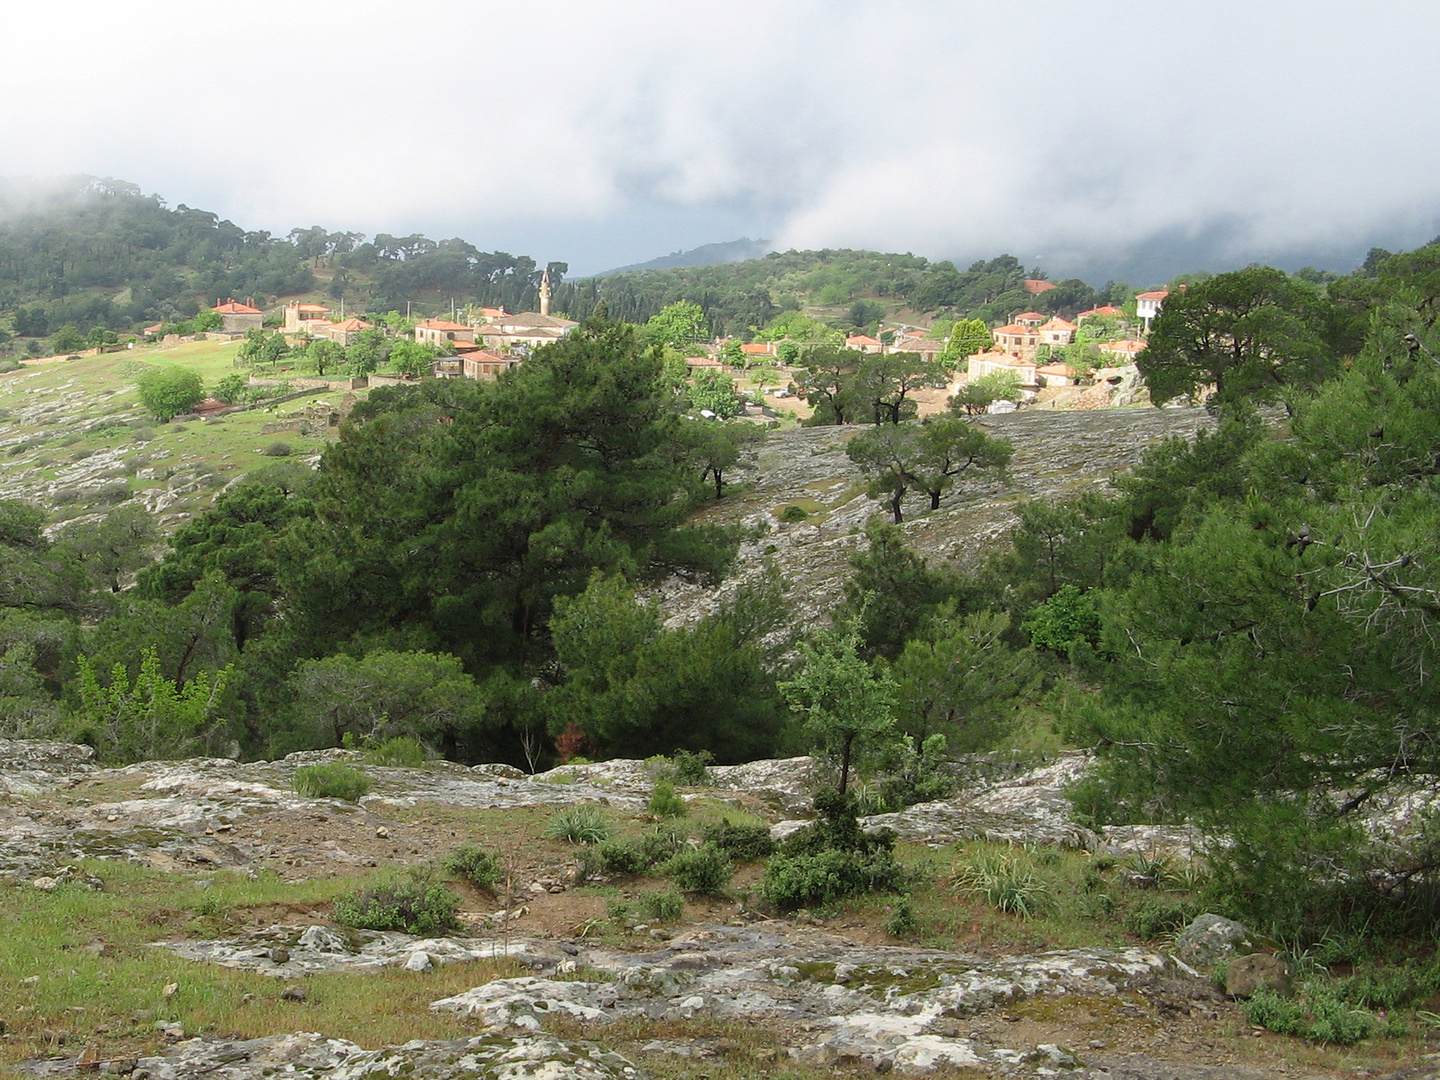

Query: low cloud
(2, 0), (1436, 276)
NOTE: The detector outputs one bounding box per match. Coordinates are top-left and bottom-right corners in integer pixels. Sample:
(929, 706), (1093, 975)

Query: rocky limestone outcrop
(19, 1031), (642, 1080)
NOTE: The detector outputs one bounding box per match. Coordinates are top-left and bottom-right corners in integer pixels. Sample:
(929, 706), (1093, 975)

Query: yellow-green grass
(0, 339), (355, 525)
(0, 862), (521, 1068)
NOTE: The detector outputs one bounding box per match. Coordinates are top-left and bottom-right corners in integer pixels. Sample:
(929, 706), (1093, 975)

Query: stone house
(991, 323), (1040, 359)
(462, 350), (521, 381)
(212, 298), (264, 333)
(415, 319), (476, 348)
(1037, 317), (1077, 347)
(319, 317), (372, 347)
(845, 334), (883, 353)
(284, 302), (331, 334)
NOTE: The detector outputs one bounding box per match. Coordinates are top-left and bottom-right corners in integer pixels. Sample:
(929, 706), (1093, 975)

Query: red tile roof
(741, 342), (775, 354)
(290, 302), (330, 312)
(1099, 338), (1146, 354)
(1136, 290), (1170, 301)
(1024, 279), (1056, 294)
(992, 323), (1032, 336)
(846, 335), (882, 347)
(213, 299), (263, 315)
(330, 317), (371, 331)
(418, 319), (472, 331)
(1038, 317), (1076, 332)
(1015, 311), (1046, 321)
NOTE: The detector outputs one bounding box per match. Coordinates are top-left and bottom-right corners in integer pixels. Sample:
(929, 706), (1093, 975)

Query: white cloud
(3, 0), (1439, 273)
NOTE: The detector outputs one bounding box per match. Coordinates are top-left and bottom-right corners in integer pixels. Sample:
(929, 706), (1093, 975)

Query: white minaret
(539, 268), (552, 317)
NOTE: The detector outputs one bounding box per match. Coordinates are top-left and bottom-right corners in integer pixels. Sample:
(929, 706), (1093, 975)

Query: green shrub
(444, 846), (503, 890)
(701, 820), (776, 862)
(598, 839), (651, 877)
(605, 896), (635, 921)
(334, 878), (461, 934)
(364, 736), (428, 768)
(760, 790), (905, 912)
(761, 849), (869, 911)
(1336, 957), (1440, 1011)
(293, 763), (372, 801)
(543, 805), (613, 844)
(884, 894), (919, 937)
(671, 749), (714, 785)
(953, 849), (1049, 919)
(637, 888), (685, 922)
(1122, 896), (1200, 940)
(648, 780), (687, 818)
(1242, 983), (1403, 1045)
(779, 504), (809, 522)
(661, 845), (732, 895)
(263, 441), (293, 457)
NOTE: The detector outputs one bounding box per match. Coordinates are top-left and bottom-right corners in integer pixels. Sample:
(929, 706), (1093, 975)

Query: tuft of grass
(543, 805), (613, 844)
(293, 763), (372, 801)
(953, 848), (1049, 919)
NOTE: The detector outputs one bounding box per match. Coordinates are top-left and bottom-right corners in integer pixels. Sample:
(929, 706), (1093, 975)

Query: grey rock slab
(426, 923), (1197, 1072)
(160, 924), (560, 975)
(18, 1031), (644, 1080)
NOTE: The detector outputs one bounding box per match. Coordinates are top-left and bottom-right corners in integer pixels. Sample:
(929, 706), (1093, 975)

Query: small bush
(761, 849), (869, 911)
(671, 749), (714, 785)
(599, 839), (651, 877)
(364, 736), (428, 768)
(1122, 896), (1201, 940)
(263, 441), (293, 457)
(648, 780), (687, 818)
(1242, 982), (1404, 1045)
(334, 877), (461, 935)
(293, 763), (372, 801)
(637, 888), (685, 922)
(605, 896), (635, 921)
(884, 894), (919, 937)
(444, 846), (503, 890)
(543, 805), (613, 844)
(94, 481), (132, 504)
(779, 504), (809, 522)
(661, 845), (732, 895)
(701, 819), (776, 862)
(760, 790), (906, 912)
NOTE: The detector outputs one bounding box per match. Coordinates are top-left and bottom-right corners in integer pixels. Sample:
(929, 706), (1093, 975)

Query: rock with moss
(1173, 914), (1256, 973)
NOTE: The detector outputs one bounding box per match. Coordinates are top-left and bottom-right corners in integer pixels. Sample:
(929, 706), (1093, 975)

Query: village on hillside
(105, 268), (1173, 422)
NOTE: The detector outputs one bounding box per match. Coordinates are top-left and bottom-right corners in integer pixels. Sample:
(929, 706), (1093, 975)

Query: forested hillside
(0, 176), (1158, 354)
(0, 177), (565, 354)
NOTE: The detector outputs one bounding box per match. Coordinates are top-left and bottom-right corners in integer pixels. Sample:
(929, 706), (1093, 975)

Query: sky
(3, 0), (1439, 281)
